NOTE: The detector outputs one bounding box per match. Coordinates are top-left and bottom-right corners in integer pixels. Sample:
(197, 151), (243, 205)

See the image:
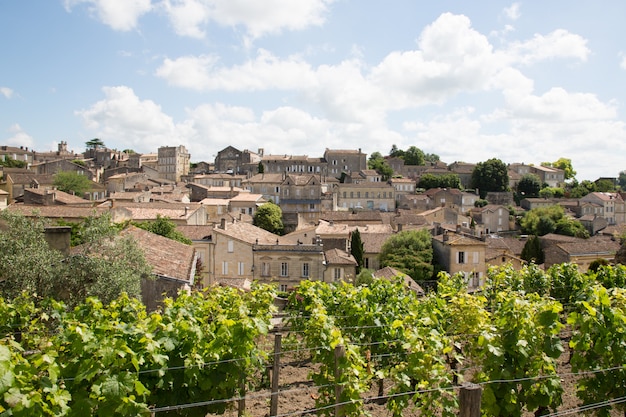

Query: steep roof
(213, 221), (281, 245)
(373, 266), (424, 294)
(121, 226), (196, 282)
(324, 248), (357, 266)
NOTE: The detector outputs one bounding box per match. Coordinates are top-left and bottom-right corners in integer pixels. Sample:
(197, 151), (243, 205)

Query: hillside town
(1, 142), (625, 306)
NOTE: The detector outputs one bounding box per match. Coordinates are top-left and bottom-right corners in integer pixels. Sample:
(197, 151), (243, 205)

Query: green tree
(367, 151), (394, 180)
(253, 202), (284, 235)
(403, 146), (425, 166)
(543, 157), (576, 181)
(85, 138), (105, 150)
(521, 235), (544, 264)
(258, 161), (265, 173)
(0, 156), (27, 168)
(424, 152), (440, 163)
(471, 158), (509, 198)
(567, 179), (595, 198)
(555, 217), (590, 238)
(595, 178), (616, 192)
(418, 173), (461, 190)
(619, 170), (626, 190)
(0, 212), (151, 306)
(350, 228), (365, 274)
(389, 144), (404, 158)
(134, 215), (192, 244)
(53, 170), (92, 196)
(379, 229), (433, 281)
(517, 173), (541, 198)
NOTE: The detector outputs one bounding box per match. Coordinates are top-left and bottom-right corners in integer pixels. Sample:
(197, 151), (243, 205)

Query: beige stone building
(580, 192), (626, 225)
(157, 145), (190, 182)
(432, 231), (487, 290)
(333, 182), (395, 211)
(207, 220), (325, 290)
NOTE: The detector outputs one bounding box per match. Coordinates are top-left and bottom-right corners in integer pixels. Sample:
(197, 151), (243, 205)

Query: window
(364, 257), (369, 269)
(280, 262), (288, 277)
(333, 268), (342, 281)
(227, 240), (234, 252)
(222, 261), (228, 275)
(473, 252), (479, 264)
(262, 262), (270, 277)
(457, 251), (465, 264)
(238, 262), (245, 276)
(279, 284), (288, 292)
(302, 263), (310, 277)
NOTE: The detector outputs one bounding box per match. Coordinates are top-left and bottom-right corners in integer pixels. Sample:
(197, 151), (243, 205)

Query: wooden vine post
(334, 344), (346, 417)
(269, 334), (282, 417)
(459, 383), (482, 417)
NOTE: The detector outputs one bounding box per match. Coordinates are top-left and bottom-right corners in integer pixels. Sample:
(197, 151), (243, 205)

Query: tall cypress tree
(521, 235), (544, 264)
(350, 228), (365, 274)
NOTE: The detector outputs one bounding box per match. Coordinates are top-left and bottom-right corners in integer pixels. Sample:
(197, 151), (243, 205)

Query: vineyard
(3, 262), (626, 416)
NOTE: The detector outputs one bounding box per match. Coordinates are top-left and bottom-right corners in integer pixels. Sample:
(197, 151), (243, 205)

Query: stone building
(157, 145), (190, 182)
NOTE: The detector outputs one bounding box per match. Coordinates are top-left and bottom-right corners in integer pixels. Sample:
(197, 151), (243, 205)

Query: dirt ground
(210, 349), (622, 417)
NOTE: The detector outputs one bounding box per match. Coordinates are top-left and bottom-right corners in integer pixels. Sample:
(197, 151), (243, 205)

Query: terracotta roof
(284, 174), (319, 186)
(213, 221), (280, 245)
(229, 193), (265, 202)
(5, 172), (55, 185)
(121, 226), (196, 282)
(485, 236), (526, 256)
(433, 232), (487, 246)
(556, 238), (620, 256)
(324, 248), (357, 265)
(320, 211), (383, 223)
(176, 225), (213, 240)
(198, 198), (229, 206)
(6, 204), (108, 219)
(25, 188), (91, 205)
(117, 206), (199, 221)
(244, 173), (284, 183)
(360, 232), (393, 253)
(373, 266), (424, 294)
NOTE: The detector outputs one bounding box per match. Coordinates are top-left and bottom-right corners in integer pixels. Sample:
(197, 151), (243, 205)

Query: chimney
(43, 226), (71, 256)
(443, 231), (449, 242)
(220, 218), (227, 230)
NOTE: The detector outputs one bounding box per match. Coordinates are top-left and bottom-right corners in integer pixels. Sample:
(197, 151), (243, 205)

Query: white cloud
(0, 87), (13, 99)
(74, 86), (191, 152)
(620, 53), (626, 70)
(4, 124), (35, 149)
(507, 29), (590, 65)
(206, 0), (334, 40)
(160, 0), (210, 39)
(156, 49), (316, 91)
(155, 55), (220, 90)
(64, 0), (152, 31)
(503, 3), (521, 21)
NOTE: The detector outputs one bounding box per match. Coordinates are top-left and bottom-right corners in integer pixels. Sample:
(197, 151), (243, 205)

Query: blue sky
(1, 1), (625, 181)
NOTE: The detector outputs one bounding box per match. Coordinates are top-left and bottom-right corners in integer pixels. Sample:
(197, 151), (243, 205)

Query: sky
(1, 1), (625, 181)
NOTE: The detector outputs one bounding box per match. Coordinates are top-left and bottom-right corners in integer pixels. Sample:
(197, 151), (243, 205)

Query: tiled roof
(198, 198), (229, 206)
(320, 211), (383, 223)
(373, 266), (424, 294)
(6, 204), (108, 219)
(176, 225), (213, 240)
(360, 232), (393, 253)
(556, 238), (620, 256)
(324, 248), (357, 265)
(213, 221), (280, 245)
(121, 226), (196, 282)
(244, 173), (284, 183)
(118, 206), (198, 221)
(284, 174), (318, 186)
(229, 193), (265, 202)
(5, 172), (55, 185)
(25, 188), (91, 205)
